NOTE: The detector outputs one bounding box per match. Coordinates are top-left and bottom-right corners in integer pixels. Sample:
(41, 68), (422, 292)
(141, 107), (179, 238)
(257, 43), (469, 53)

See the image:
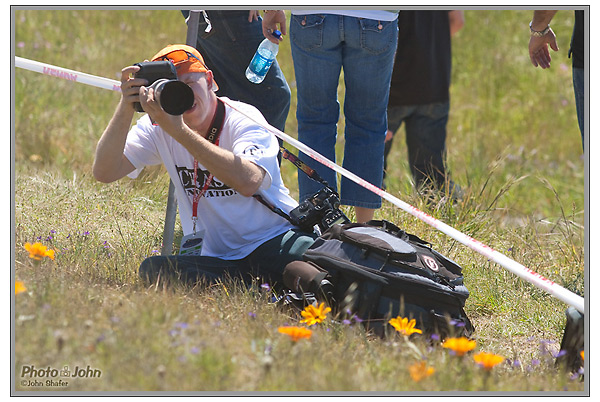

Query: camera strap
(253, 194), (297, 225)
(279, 146), (330, 188)
(191, 98), (226, 234)
(252, 146), (338, 229)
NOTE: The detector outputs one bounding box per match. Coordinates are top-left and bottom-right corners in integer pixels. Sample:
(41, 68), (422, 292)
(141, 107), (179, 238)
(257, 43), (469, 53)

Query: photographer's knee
(138, 255), (169, 284)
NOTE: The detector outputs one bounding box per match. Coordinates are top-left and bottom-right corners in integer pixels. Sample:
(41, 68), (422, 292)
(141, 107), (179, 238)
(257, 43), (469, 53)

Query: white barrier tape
(14, 56), (584, 313)
(15, 56), (121, 92)
(220, 98), (585, 314)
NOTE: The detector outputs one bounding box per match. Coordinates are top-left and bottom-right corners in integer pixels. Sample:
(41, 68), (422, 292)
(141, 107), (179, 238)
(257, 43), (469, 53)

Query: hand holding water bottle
(246, 29), (282, 84)
(261, 10), (287, 43)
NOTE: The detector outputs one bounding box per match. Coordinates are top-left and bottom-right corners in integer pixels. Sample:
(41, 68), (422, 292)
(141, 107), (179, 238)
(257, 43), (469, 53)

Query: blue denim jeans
(290, 14), (398, 208)
(183, 10), (291, 132)
(572, 67), (584, 150)
(139, 229), (317, 289)
(384, 102), (450, 188)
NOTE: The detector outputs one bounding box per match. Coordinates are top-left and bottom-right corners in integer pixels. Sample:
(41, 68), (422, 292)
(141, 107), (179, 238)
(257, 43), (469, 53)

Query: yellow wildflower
(15, 281), (27, 295)
(300, 302), (331, 326)
(581, 350), (584, 361)
(24, 242), (55, 261)
(408, 361), (435, 382)
(278, 326), (312, 342)
(473, 352), (505, 371)
(442, 337), (477, 356)
(388, 316), (423, 336)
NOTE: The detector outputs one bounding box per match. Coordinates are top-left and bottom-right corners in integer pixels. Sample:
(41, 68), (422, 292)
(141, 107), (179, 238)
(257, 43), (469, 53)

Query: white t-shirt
(123, 98), (297, 260)
(291, 10), (398, 22)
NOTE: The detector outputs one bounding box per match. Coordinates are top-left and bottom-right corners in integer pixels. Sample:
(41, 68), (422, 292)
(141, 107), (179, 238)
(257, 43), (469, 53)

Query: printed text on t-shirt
(175, 165), (238, 198)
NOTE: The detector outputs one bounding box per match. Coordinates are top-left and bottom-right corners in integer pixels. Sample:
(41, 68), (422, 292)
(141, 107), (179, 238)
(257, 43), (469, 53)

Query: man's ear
(206, 70), (219, 92)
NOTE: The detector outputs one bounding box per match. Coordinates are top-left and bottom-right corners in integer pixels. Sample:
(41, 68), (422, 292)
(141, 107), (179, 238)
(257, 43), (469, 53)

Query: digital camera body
(289, 186), (350, 233)
(133, 61), (177, 113)
(133, 61), (194, 115)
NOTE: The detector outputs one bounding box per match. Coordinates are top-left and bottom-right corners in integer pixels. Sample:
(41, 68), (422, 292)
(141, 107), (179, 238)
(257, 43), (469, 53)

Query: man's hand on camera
(119, 65), (147, 110)
(139, 85), (185, 134)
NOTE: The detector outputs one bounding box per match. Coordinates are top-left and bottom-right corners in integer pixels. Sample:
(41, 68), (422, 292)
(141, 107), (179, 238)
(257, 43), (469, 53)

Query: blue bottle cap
(272, 30), (282, 39)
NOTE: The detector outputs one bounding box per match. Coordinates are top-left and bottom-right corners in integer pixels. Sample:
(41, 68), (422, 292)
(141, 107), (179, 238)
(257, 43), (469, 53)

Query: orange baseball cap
(151, 44), (209, 76)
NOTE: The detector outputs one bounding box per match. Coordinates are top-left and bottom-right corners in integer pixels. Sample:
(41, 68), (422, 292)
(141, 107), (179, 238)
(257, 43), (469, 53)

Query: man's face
(178, 71), (215, 130)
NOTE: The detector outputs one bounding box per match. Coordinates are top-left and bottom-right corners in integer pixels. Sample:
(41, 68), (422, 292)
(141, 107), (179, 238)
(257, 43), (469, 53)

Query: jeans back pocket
(359, 18), (397, 55)
(291, 14), (326, 51)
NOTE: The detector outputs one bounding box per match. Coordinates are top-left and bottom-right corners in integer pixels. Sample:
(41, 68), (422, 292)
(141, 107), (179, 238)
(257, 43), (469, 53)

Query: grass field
(12, 8), (586, 394)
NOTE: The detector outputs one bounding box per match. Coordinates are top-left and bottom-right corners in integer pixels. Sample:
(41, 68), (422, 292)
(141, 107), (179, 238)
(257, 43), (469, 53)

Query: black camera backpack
(302, 220), (474, 337)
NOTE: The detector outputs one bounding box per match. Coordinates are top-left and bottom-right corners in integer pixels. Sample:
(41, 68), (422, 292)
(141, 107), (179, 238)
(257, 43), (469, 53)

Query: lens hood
(151, 79), (194, 115)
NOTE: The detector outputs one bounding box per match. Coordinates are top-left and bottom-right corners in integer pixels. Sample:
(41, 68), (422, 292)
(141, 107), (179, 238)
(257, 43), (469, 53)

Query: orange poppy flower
(442, 337), (477, 356)
(15, 281), (27, 295)
(278, 326), (312, 342)
(300, 302), (331, 326)
(409, 361), (435, 382)
(388, 316), (423, 336)
(473, 352), (505, 371)
(24, 242), (55, 260)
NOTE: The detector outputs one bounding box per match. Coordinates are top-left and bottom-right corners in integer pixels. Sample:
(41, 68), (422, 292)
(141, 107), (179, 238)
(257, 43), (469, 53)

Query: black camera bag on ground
(302, 220), (474, 337)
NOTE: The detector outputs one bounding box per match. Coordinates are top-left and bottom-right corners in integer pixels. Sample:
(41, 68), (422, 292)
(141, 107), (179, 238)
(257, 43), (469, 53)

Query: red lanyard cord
(190, 99), (226, 233)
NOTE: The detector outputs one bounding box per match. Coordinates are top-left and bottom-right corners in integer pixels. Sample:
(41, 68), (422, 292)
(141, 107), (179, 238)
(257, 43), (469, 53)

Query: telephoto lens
(150, 79), (195, 115)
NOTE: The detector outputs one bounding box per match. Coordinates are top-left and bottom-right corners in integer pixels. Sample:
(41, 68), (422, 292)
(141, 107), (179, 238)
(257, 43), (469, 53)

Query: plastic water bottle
(246, 30), (281, 84)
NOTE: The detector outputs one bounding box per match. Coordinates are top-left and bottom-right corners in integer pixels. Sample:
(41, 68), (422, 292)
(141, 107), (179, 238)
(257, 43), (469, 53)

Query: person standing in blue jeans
(384, 11), (464, 198)
(263, 10), (399, 223)
(182, 10), (291, 133)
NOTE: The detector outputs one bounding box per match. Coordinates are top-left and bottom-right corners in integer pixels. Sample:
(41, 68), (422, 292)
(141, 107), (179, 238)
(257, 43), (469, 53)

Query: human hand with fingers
(248, 10), (260, 22)
(528, 29), (559, 69)
(138, 84), (186, 135)
(118, 65), (147, 111)
(262, 10), (286, 43)
(528, 10), (559, 69)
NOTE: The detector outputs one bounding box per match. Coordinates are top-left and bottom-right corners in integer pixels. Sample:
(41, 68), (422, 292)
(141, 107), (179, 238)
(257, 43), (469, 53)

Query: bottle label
(249, 52), (275, 77)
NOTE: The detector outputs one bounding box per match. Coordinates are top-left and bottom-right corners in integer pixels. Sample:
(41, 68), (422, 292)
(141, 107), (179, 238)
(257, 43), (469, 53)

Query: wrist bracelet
(529, 21), (550, 37)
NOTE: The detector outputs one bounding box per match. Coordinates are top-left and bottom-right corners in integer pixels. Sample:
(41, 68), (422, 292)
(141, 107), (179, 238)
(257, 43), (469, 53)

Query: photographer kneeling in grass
(93, 44), (317, 288)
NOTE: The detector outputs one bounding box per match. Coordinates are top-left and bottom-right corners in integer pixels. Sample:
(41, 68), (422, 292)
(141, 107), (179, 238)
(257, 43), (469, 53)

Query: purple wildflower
(555, 350), (568, 358)
(570, 367), (584, 380)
